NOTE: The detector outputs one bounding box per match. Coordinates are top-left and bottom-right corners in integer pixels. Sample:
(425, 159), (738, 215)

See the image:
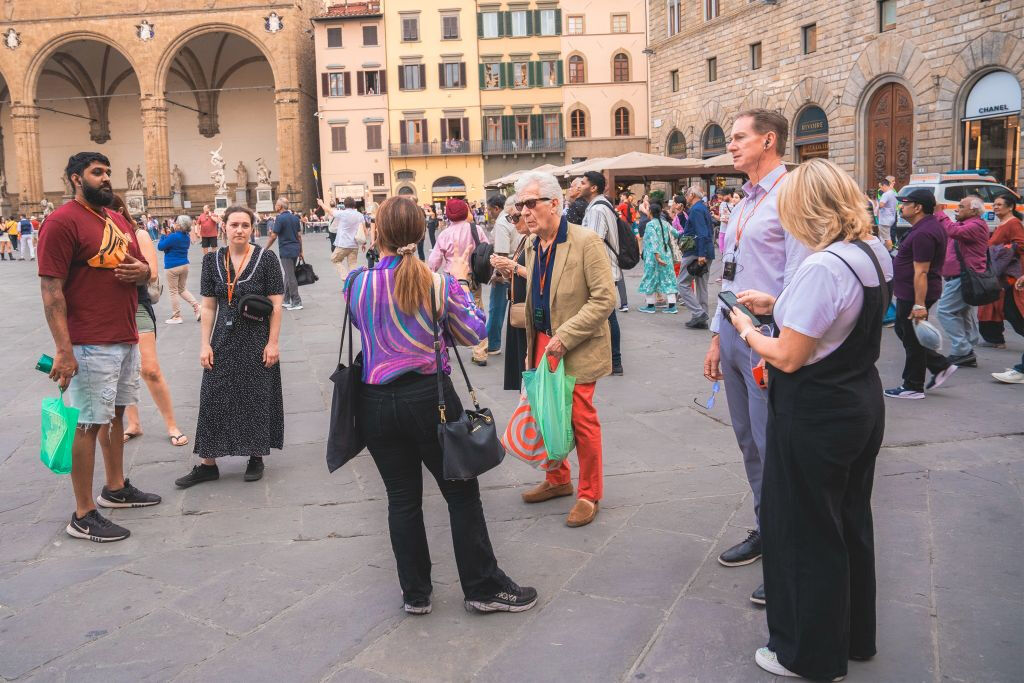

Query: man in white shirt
(579, 170), (623, 376)
(876, 176), (898, 249)
(322, 197), (364, 280)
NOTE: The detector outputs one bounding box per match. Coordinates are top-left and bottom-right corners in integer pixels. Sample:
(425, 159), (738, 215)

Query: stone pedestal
(254, 184), (274, 212)
(235, 187), (249, 206)
(61, 193), (73, 205)
(172, 192), (183, 208)
(124, 190), (146, 217)
(0, 197), (10, 219)
(214, 195), (229, 216)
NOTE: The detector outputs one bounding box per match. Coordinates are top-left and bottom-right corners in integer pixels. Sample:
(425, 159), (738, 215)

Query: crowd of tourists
(32, 105), (1024, 680)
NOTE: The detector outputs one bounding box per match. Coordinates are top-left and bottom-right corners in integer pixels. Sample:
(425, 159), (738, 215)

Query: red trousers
(534, 332), (604, 502)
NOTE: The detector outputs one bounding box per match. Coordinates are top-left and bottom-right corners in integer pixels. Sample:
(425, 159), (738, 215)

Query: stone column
(9, 104), (43, 214)
(274, 87), (303, 206)
(140, 95), (172, 218)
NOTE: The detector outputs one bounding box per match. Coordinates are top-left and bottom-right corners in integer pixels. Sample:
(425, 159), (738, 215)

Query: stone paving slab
(0, 242), (1021, 681)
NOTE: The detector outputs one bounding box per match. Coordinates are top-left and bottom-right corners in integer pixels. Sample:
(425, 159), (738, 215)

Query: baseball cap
(897, 188), (936, 212)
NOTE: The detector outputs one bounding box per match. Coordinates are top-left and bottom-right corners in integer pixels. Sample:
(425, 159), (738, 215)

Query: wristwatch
(912, 304), (926, 311)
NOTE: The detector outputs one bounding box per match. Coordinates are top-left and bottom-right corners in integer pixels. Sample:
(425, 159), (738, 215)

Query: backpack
(594, 198), (640, 270)
(467, 223), (494, 285)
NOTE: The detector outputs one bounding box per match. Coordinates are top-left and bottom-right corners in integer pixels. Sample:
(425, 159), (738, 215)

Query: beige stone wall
(647, 0), (1024, 190)
(0, 0), (319, 216)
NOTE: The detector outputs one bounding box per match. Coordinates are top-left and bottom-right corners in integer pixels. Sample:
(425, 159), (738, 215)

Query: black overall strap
(826, 241), (889, 319)
(338, 271), (360, 367)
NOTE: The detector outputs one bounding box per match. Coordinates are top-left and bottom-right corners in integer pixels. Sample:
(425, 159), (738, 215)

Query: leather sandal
(566, 499), (599, 527)
(521, 481), (574, 504)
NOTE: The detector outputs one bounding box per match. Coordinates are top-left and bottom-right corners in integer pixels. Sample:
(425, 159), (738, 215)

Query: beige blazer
(524, 222), (616, 384)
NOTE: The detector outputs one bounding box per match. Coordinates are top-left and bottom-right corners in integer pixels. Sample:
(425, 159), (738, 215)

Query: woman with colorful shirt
(344, 196), (537, 617)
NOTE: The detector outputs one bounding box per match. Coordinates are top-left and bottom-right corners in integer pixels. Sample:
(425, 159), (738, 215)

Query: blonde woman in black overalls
(725, 158), (892, 681)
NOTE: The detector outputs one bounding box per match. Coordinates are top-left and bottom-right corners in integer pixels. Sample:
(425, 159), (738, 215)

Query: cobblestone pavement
(0, 238), (1021, 682)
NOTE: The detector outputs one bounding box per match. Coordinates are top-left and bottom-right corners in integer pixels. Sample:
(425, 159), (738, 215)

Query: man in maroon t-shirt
(37, 152), (162, 543)
(195, 205), (221, 254)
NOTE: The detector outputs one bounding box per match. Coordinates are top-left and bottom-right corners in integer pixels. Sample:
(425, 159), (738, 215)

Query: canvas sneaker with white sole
(465, 582), (538, 613)
(992, 368), (1024, 384)
(65, 509), (130, 543)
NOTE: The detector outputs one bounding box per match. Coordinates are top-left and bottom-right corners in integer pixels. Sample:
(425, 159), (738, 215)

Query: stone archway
(160, 29), (279, 212)
(782, 77), (839, 161)
(841, 33), (932, 187)
(31, 38), (145, 208)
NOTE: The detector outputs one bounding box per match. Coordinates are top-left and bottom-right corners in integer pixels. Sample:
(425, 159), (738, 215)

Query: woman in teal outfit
(637, 202), (679, 314)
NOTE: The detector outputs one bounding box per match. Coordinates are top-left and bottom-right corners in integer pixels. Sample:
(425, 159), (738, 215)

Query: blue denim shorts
(67, 343), (141, 426)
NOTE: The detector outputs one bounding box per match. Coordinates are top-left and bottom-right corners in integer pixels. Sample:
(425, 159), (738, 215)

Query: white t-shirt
(773, 238), (894, 366)
(877, 190), (898, 225)
(332, 208), (364, 249)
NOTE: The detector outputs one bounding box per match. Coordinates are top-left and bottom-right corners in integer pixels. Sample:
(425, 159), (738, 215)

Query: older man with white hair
(514, 170), (615, 528)
(935, 194), (990, 368)
(678, 184), (716, 328)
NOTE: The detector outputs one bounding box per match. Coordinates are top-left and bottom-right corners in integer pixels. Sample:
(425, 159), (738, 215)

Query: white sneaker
(290, 304), (303, 310)
(165, 317), (183, 325)
(754, 647), (845, 681)
(992, 368), (1024, 384)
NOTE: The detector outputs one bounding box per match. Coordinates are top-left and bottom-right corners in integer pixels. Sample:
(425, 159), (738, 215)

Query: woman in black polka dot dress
(175, 206), (285, 488)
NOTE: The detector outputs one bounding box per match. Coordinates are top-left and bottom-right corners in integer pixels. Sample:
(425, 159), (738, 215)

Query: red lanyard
(224, 246), (252, 305)
(537, 242), (555, 296)
(732, 171), (787, 247)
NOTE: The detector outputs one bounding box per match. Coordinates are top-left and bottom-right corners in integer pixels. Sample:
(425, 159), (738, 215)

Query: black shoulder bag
(954, 241), (1002, 306)
(326, 280), (365, 472)
(430, 279), (505, 481)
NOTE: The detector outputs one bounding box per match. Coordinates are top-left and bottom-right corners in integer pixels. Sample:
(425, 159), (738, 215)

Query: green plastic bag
(522, 356), (576, 460)
(40, 390), (79, 475)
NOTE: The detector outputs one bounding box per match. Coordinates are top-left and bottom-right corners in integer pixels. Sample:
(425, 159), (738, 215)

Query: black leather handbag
(238, 294), (274, 323)
(295, 256), (319, 286)
(430, 280), (505, 481)
(326, 286), (365, 472)
(954, 241), (1002, 306)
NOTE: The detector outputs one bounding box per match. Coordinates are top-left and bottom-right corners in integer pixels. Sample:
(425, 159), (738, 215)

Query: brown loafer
(566, 499), (599, 527)
(521, 481), (574, 504)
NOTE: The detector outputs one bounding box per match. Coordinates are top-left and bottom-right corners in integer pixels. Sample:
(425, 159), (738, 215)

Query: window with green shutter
(530, 113), (543, 140)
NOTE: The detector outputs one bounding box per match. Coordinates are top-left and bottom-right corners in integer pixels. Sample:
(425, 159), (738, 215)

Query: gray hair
(963, 195), (984, 213)
(175, 214), (193, 232)
(275, 197), (289, 211)
(514, 171), (562, 202)
(504, 194), (518, 211)
(684, 184), (706, 200)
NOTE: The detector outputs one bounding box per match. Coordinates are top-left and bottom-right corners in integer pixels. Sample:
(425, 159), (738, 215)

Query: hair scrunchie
(396, 243), (417, 256)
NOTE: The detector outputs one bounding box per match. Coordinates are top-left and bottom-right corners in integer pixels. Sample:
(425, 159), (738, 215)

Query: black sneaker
(946, 352), (977, 368)
(718, 529), (762, 567)
(175, 464), (220, 489)
(750, 583), (766, 606)
(244, 456), (264, 482)
(465, 582), (538, 613)
(66, 509), (130, 543)
(404, 599), (432, 615)
(685, 314), (710, 329)
(96, 478), (162, 509)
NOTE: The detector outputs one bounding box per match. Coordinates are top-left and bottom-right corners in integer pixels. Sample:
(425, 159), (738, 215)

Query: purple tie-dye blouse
(344, 256), (487, 385)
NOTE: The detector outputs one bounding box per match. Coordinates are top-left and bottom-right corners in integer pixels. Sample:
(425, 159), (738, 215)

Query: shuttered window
(331, 126), (347, 152)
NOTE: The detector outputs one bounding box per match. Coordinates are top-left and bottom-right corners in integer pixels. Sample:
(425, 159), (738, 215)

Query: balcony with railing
(388, 140), (482, 158)
(482, 137), (565, 156)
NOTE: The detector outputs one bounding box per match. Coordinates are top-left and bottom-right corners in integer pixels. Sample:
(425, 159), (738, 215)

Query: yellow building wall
(385, 0), (485, 203)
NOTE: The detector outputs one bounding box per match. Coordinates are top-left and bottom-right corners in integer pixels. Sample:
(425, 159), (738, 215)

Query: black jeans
(357, 372), (509, 603)
(893, 298), (949, 391)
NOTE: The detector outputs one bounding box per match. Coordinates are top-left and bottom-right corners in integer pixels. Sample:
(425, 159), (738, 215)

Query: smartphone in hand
(718, 290), (761, 328)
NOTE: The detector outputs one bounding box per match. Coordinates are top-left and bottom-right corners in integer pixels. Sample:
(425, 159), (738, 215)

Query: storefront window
(961, 71), (1021, 187)
(794, 106), (829, 162)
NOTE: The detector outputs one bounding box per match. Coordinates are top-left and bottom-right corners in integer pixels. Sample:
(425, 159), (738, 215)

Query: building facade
(648, 0), (1023, 192)
(0, 0), (320, 217)
(313, 2), (390, 208)
(383, 0), (485, 206)
(562, 2), (649, 164)
(477, 2), (566, 183)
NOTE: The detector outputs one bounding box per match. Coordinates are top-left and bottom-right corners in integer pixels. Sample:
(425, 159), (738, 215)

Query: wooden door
(867, 83), (914, 188)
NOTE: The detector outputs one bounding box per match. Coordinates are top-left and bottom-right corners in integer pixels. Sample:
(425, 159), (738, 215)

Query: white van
(895, 172), (1019, 230)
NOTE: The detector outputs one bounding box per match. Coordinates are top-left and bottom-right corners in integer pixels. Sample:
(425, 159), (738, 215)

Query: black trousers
(763, 389), (883, 679)
(357, 373), (508, 603)
(893, 298), (949, 391)
(979, 285), (1024, 344)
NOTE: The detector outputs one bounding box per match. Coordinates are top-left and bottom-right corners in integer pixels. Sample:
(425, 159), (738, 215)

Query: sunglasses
(508, 213), (522, 222)
(694, 381), (720, 410)
(514, 197), (552, 211)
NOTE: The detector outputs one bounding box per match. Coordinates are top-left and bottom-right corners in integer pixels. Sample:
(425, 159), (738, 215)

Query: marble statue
(127, 165), (144, 191)
(171, 164), (185, 195)
(255, 157), (271, 186)
(0, 170), (7, 197)
(209, 144), (228, 195)
(235, 160), (248, 189)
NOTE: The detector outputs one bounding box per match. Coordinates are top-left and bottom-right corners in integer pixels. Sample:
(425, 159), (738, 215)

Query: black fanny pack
(237, 294), (274, 322)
